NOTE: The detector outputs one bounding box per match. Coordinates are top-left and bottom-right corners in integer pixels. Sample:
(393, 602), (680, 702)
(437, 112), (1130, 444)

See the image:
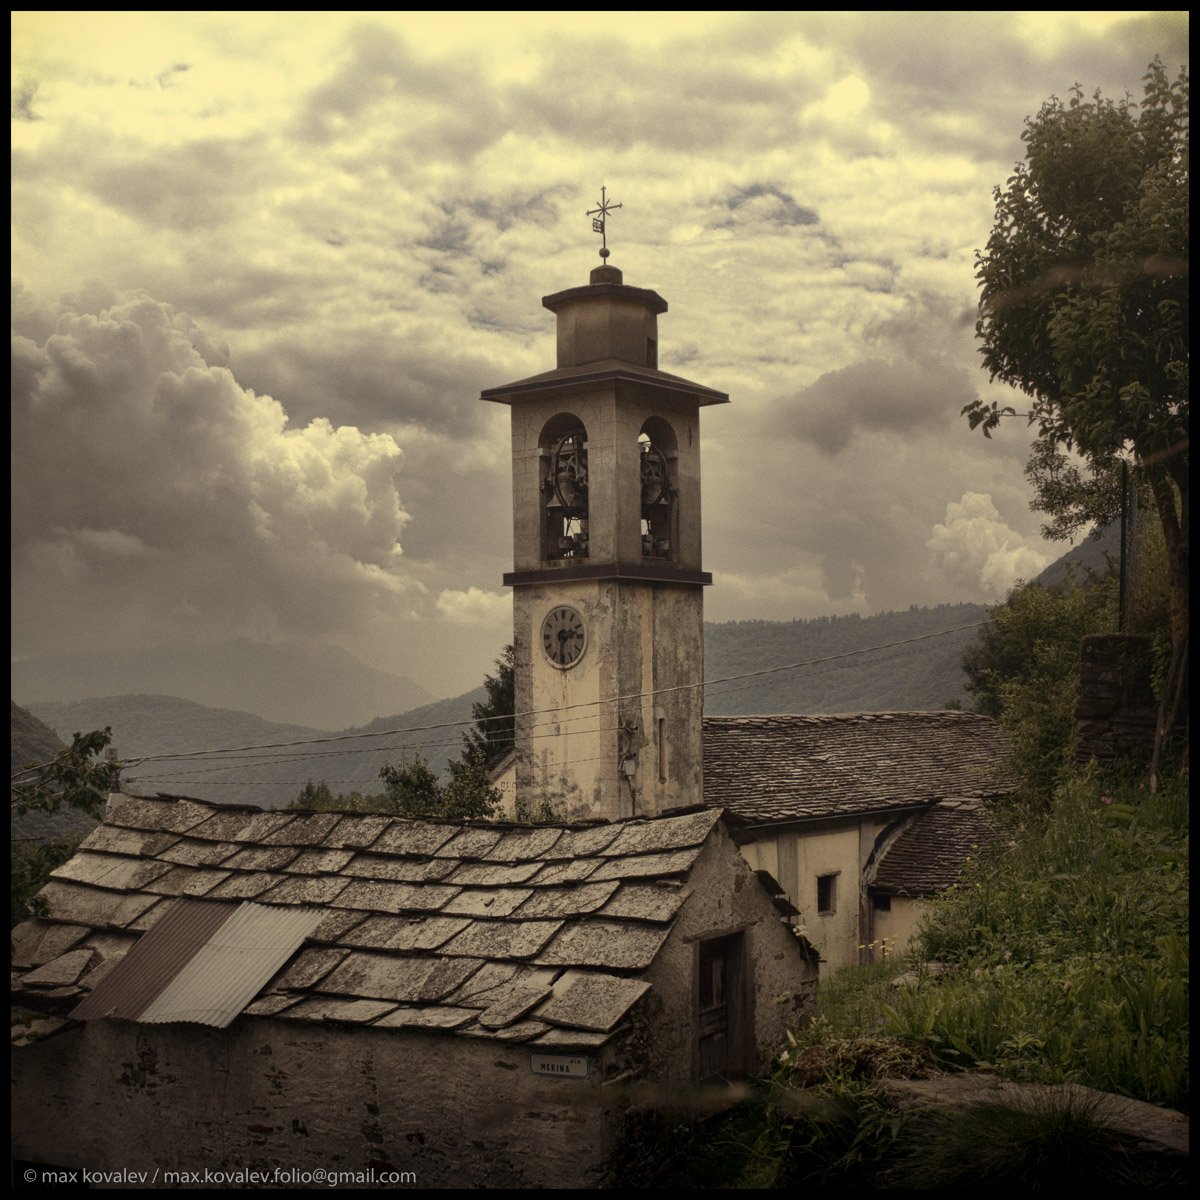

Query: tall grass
(827, 771), (1188, 1108)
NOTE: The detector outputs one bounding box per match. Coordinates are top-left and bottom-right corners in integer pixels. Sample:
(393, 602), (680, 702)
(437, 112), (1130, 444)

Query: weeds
(887, 1087), (1180, 1190)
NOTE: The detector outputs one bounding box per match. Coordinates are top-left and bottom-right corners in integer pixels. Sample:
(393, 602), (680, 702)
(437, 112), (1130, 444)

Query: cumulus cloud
(926, 493), (1048, 598)
(436, 587), (512, 627)
(11, 290), (416, 655)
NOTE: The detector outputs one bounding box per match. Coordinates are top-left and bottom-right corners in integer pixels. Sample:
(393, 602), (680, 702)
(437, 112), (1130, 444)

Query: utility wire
(14, 619), (986, 781)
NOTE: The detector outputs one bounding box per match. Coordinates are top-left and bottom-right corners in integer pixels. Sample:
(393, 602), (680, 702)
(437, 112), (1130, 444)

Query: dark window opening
(646, 337), (658, 368)
(817, 873), (838, 915)
(871, 893), (891, 912)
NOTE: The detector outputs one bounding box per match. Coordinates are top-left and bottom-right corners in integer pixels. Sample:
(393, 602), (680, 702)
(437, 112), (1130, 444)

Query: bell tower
(482, 228), (728, 821)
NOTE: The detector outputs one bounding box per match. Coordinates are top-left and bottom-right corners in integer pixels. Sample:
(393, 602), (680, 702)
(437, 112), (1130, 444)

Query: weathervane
(586, 186), (621, 261)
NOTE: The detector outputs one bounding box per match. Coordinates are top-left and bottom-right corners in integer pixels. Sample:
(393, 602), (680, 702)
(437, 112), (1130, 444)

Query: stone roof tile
(440, 887), (534, 918)
(703, 712), (1012, 824)
(10, 922), (91, 970)
(872, 800), (996, 896)
(49, 853), (173, 892)
(596, 883), (687, 923)
(512, 881), (620, 920)
(439, 919), (563, 961)
(444, 861), (542, 887)
(107, 796), (213, 834)
(536, 921), (671, 971)
(179, 809), (294, 843)
(14, 794), (740, 1045)
(339, 915), (471, 953)
(589, 846), (703, 882)
(533, 969), (650, 1032)
(319, 953), (483, 1004)
(154, 840), (243, 868)
(333, 880), (460, 914)
(366, 822), (457, 858)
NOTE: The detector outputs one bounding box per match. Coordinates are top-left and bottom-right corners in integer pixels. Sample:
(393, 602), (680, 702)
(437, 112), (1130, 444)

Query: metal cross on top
(586, 186), (622, 261)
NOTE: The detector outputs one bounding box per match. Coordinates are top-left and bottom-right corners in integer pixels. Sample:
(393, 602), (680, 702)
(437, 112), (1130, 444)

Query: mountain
(11, 638), (435, 730)
(27, 691), (483, 810)
(704, 602), (987, 716)
(11, 700), (97, 843)
(1032, 521), (1120, 589)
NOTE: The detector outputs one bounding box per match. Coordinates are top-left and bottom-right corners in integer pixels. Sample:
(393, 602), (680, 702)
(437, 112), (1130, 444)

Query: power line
(14, 619), (987, 781)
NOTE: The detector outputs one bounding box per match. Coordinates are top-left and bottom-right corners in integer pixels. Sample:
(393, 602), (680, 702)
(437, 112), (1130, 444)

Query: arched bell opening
(540, 413), (589, 561)
(638, 417), (678, 561)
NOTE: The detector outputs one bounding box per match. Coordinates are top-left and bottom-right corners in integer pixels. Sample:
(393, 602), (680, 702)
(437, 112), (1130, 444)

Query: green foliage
(11, 726), (122, 821)
(463, 644), (515, 763)
(965, 58), (1189, 781)
(11, 838), (79, 927)
(962, 572), (1117, 799)
(378, 750), (498, 820)
(440, 749), (502, 820)
(889, 1089), (1174, 1190)
(896, 772), (1189, 1107)
(292, 779), (335, 809)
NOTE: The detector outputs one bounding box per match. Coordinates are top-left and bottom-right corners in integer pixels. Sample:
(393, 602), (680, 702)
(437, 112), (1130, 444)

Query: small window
(872, 893), (891, 912)
(817, 873), (838, 915)
(646, 337), (658, 368)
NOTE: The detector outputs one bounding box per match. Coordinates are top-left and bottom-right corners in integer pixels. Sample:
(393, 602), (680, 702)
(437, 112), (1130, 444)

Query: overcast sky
(11, 11), (1188, 700)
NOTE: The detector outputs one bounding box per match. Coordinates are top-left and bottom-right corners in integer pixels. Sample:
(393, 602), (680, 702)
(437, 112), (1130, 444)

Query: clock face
(541, 605), (587, 668)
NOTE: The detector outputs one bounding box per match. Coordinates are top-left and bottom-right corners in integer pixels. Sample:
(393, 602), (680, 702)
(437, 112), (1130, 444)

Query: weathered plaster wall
(639, 827), (816, 1094)
(12, 1020), (626, 1189)
(514, 577), (704, 822)
(740, 817), (919, 971)
(869, 896), (929, 958)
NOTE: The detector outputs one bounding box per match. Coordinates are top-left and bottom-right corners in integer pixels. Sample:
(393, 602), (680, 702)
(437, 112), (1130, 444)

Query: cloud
(722, 184), (819, 228)
(926, 493), (1048, 598)
(784, 356), (979, 454)
(11, 289), (417, 656)
(436, 587), (512, 627)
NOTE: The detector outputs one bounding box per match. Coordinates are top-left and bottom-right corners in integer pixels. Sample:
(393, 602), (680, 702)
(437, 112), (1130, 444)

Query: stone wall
(1074, 634), (1158, 766)
(12, 1019), (626, 1188)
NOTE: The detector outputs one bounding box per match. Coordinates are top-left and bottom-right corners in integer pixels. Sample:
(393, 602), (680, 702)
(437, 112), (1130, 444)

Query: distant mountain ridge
(27, 691), (485, 810)
(24, 603), (991, 809)
(704, 602), (986, 716)
(11, 638), (434, 730)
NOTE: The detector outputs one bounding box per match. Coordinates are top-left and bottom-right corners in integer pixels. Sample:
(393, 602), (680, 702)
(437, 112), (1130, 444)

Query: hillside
(27, 691), (483, 810)
(24, 599), (994, 808)
(12, 638), (434, 730)
(704, 603), (986, 715)
(10, 701), (97, 843)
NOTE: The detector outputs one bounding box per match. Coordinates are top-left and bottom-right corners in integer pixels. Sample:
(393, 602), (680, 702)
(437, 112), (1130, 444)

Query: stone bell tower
(481, 220), (728, 821)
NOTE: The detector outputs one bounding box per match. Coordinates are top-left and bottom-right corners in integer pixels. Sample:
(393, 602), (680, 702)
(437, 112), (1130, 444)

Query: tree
(377, 752), (498, 821)
(11, 726), (122, 820)
(463, 644), (515, 764)
(962, 572), (1117, 799)
(965, 59), (1188, 784)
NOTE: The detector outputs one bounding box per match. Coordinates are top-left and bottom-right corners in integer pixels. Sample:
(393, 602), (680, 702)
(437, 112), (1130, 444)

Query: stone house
(702, 711), (1012, 969)
(12, 793), (816, 1188)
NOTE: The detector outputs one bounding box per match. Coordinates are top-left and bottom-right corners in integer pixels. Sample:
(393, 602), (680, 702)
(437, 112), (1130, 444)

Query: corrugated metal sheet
(71, 898), (237, 1021)
(138, 902), (323, 1028)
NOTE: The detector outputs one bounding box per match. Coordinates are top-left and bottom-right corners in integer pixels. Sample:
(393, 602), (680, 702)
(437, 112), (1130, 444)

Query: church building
(11, 222), (819, 1188)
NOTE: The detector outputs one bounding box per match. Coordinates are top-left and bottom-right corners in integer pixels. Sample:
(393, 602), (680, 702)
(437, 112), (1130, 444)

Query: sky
(11, 10), (1189, 703)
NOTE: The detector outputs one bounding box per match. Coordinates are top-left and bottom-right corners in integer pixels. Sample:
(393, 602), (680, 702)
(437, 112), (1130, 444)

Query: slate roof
(870, 798), (996, 897)
(702, 712), (1012, 825)
(12, 795), (726, 1048)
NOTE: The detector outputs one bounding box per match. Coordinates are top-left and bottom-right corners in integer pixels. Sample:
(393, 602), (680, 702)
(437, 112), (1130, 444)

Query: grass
(887, 770), (1189, 1109)
(632, 769), (1187, 1187)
